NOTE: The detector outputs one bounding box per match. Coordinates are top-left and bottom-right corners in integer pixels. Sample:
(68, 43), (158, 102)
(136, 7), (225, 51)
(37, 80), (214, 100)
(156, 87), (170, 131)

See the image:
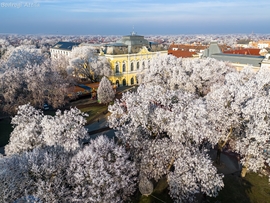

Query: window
(115, 64), (119, 74)
(142, 62), (145, 69)
(137, 62), (140, 70)
(131, 78), (134, 85)
(122, 63), (126, 72)
(131, 62), (134, 71)
(123, 79), (127, 86)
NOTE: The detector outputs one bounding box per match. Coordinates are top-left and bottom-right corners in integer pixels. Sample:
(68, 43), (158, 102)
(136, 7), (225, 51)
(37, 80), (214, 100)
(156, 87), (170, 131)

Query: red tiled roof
(168, 43), (206, 58)
(223, 48), (261, 56)
(168, 44), (207, 51)
(168, 50), (196, 58)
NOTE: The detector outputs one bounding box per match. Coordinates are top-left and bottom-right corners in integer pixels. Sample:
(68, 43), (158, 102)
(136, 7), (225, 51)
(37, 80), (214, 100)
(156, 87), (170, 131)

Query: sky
(0, 0), (270, 35)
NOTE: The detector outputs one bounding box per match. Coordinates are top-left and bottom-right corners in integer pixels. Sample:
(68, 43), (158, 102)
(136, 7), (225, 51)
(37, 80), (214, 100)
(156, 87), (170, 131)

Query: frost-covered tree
(67, 135), (138, 203)
(1, 45), (46, 69)
(206, 67), (270, 177)
(0, 59), (72, 113)
(5, 104), (88, 155)
(108, 55), (270, 201)
(138, 55), (270, 178)
(0, 146), (73, 203)
(68, 46), (111, 81)
(108, 85), (224, 202)
(51, 54), (72, 79)
(0, 136), (137, 203)
(138, 54), (235, 96)
(97, 76), (115, 105)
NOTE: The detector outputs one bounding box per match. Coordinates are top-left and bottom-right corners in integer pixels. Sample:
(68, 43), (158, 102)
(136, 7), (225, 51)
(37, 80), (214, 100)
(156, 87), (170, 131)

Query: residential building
(168, 43), (232, 58)
(223, 48), (261, 56)
(50, 41), (81, 58)
(236, 39), (252, 48)
(203, 42), (265, 71)
(168, 43), (207, 58)
(250, 40), (270, 49)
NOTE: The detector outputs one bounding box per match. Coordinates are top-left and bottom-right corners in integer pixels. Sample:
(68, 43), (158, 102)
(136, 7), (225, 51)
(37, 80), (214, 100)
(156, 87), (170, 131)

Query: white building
(50, 41), (81, 59)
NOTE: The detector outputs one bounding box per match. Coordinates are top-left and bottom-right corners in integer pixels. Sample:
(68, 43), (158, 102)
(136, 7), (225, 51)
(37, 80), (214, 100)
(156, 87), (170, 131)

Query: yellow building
(102, 32), (167, 86)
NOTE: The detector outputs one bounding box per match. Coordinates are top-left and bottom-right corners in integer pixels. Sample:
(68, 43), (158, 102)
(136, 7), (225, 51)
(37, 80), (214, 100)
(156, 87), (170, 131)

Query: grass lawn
(207, 172), (270, 203)
(130, 172), (270, 203)
(78, 103), (108, 124)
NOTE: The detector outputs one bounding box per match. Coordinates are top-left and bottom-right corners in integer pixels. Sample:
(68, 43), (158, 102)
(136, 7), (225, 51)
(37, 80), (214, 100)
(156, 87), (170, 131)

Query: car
(43, 104), (49, 110)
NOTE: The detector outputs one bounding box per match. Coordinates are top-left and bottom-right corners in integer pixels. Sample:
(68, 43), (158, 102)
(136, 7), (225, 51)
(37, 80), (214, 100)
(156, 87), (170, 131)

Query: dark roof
(236, 39), (251, 44)
(77, 84), (91, 91)
(105, 43), (128, 47)
(211, 53), (264, 67)
(52, 41), (81, 51)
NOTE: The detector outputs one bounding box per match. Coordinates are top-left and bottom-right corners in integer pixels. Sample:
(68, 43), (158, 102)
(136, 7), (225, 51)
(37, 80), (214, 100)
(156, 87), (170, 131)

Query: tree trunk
(241, 166), (247, 177)
(216, 127), (233, 166)
(216, 147), (222, 165)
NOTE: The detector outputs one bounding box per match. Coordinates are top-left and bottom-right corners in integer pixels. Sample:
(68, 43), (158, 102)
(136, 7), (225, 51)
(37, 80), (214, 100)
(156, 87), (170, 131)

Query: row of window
(115, 61), (149, 73)
(51, 49), (70, 56)
(115, 77), (138, 86)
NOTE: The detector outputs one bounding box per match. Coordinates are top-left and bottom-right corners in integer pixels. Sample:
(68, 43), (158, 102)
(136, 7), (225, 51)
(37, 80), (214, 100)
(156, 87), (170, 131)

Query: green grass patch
(244, 172), (270, 203)
(130, 172), (270, 203)
(0, 118), (12, 147)
(79, 104), (108, 124)
(208, 172), (270, 203)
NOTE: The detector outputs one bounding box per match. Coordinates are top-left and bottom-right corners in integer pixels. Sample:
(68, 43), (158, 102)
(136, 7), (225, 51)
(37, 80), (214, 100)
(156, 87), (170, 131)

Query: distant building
(261, 54), (270, 69)
(50, 41), (81, 58)
(250, 40), (270, 49)
(223, 48), (261, 56)
(203, 42), (265, 71)
(168, 43), (207, 58)
(236, 39), (252, 48)
(102, 32), (167, 86)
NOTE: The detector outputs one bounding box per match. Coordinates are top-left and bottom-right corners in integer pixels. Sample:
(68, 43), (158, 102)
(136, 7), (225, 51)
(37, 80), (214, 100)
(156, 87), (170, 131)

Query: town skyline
(1, 0), (270, 35)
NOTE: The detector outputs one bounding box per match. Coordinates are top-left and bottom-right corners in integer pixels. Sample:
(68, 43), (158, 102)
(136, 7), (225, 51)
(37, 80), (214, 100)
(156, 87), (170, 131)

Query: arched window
(142, 61), (145, 69)
(131, 78), (134, 85)
(122, 63), (126, 72)
(123, 79), (127, 86)
(137, 61), (140, 70)
(116, 80), (119, 87)
(131, 62), (134, 72)
(115, 64), (119, 74)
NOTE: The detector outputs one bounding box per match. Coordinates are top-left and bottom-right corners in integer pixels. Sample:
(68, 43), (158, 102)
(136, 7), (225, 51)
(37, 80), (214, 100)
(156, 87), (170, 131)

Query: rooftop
(51, 41), (81, 51)
(224, 48), (261, 56)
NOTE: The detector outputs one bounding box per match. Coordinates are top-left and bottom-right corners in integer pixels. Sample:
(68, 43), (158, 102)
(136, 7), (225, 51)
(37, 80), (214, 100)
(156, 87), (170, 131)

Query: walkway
(209, 149), (241, 175)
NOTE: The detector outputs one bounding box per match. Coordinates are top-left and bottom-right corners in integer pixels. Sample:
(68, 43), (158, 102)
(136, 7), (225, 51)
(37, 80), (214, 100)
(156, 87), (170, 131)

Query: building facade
(168, 43), (207, 58)
(203, 42), (265, 71)
(50, 41), (81, 58)
(102, 33), (167, 86)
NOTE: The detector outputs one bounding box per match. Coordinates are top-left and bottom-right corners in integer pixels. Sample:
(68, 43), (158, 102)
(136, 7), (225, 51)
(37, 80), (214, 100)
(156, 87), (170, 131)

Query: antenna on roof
(131, 25), (137, 36)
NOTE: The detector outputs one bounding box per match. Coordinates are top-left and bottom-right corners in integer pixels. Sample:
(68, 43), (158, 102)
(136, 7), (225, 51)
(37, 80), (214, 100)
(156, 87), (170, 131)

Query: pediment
(138, 46), (150, 54)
